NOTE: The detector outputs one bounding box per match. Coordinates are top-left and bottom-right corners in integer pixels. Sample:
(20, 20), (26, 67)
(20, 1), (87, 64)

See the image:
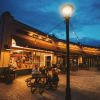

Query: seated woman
(45, 70), (52, 87)
(46, 70), (51, 80)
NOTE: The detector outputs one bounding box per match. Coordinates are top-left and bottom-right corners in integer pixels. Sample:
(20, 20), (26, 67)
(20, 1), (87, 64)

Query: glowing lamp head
(61, 4), (74, 19)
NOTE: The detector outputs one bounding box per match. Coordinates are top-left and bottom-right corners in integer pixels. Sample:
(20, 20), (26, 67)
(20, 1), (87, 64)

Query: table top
(32, 74), (47, 78)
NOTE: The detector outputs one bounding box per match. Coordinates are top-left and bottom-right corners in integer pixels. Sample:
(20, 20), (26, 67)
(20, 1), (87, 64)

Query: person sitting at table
(32, 65), (40, 75)
(32, 65), (41, 84)
(39, 66), (47, 83)
(40, 66), (47, 75)
(46, 70), (59, 89)
(51, 69), (59, 82)
(46, 70), (52, 86)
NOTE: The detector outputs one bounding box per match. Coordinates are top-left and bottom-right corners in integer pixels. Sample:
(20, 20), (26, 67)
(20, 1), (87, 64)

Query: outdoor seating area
(25, 65), (59, 94)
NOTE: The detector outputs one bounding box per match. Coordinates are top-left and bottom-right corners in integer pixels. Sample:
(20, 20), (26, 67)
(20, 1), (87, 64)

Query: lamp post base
(65, 87), (71, 100)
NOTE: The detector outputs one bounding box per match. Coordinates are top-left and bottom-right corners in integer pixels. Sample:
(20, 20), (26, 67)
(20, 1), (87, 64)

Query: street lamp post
(66, 17), (71, 100)
(60, 4), (74, 100)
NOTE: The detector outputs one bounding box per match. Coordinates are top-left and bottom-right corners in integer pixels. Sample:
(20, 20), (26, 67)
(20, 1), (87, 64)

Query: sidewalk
(0, 70), (100, 100)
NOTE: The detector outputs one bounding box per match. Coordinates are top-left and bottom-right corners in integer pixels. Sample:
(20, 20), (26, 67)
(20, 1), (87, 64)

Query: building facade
(0, 12), (100, 71)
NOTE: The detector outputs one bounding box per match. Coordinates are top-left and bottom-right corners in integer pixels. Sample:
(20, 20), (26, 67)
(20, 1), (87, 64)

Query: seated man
(51, 71), (59, 89)
(51, 71), (59, 82)
(45, 70), (59, 89)
(32, 65), (40, 84)
(32, 65), (40, 75)
(40, 66), (47, 75)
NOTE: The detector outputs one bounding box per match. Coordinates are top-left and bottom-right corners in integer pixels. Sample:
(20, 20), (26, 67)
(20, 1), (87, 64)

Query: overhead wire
(70, 22), (81, 44)
(70, 22), (84, 53)
(46, 20), (64, 35)
(35, 0), (65, 36)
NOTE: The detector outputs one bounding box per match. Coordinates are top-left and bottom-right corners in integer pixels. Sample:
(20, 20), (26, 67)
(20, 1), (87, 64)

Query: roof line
(11, 14), (99, 49)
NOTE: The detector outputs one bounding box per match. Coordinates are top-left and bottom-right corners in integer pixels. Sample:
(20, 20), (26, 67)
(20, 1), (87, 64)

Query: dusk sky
(0, 0), (100, 45)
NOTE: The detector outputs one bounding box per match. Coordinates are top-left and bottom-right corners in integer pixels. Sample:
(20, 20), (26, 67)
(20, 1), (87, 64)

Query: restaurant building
(0, 12), (100, 72)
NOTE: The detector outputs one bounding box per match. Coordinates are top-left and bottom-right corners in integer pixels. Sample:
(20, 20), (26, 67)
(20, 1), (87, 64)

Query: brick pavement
(0, 70), (100, 100)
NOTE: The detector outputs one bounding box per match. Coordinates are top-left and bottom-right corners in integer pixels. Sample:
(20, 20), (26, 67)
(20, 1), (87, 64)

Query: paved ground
(0, 70), (100, 100)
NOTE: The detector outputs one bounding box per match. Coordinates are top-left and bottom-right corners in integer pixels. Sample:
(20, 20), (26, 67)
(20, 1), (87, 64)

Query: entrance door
(45, 56), (51, 67)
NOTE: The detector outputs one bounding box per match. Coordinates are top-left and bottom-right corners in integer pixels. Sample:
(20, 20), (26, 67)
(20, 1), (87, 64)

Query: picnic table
(25, 74), (47, 94)
(25, 74), (59, 94)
